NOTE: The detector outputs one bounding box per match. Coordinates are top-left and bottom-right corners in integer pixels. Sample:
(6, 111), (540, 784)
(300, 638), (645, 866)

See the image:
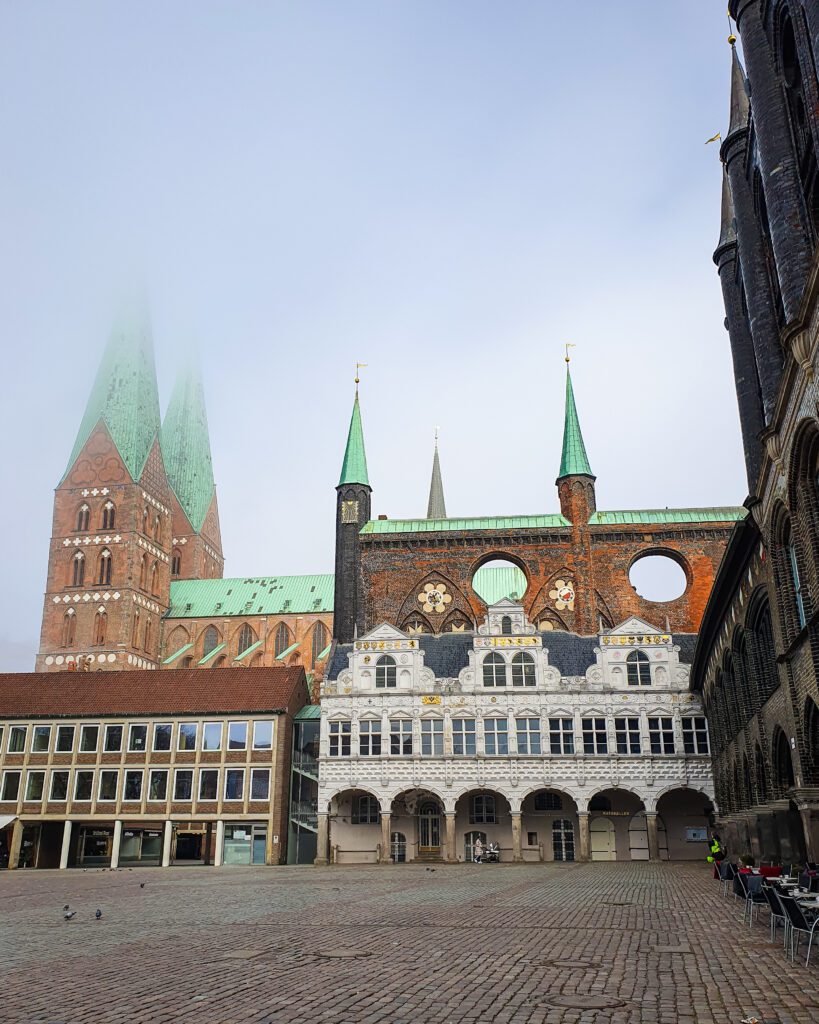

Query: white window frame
(98, 769), (119, 802)
(79, 724), (99, 753)
(31, 725), (51, 754)
(614, 717), (641, 755)
(421, 719), (443, 756)
(73, 770), (95, 802)
(103, 724), (124, 752)
(482, 653), (507, 687)
(49, 770), (70, 802)
(352, 793), (379, 824)
(549, 718), (574, 754)
(329, 721), (351, 757)
(1, 770), (21, 802)
(224, 768), (245, 801)
(7, 725), (27, 753)
(128, 724), (148, 752)
(55, 725), (76, 753)
(483, 718), (509, 756)
(582, 717), (608, 755)
(511, 653), (536, 686)
(173, 769), (194, 802)
(516, 717), (541, 755)
(198, 768), (219, 801)
(152, 722), (173, 752)
(147, 768), (168, 802)
(452, 718), (477, 756)
(648, 716), (675, 755)
(122, 770), (144, 802)
(252, 720), (273, 750)
(250, 768), (270, 800)
(389, 719), (413, 756)
(177, 722), (197, 752)
(682, 716), (710, 755)
(25, 770), (46, 801)
(227, 721), (248, 751)
(201, 722), (222, 751)
(359, 720), (381, 756)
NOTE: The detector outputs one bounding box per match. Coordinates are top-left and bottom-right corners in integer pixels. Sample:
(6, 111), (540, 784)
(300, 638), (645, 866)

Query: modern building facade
(0, 666), (307, 869)
(316, 603), (714, 864)
(690, 3), (819, 863)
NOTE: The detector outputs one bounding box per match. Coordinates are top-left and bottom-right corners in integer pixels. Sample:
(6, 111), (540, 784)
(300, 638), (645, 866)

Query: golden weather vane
(564, 343), (576, 364)
(355, 362), (368, 390)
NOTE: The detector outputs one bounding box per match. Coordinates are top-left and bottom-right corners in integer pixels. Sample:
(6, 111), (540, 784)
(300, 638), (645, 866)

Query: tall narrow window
(101, 501), (115, 530)
(142, 507), (149, 534)
(131, 608), (141, 648)
(62, 609), (76, 647)
(482, 652), (506, 687)
(149, 560), (159, 595)
(171, 548), (182, 577)
(76, 504), (90, 532)
(139, 554), (147, 590)
(93, 608), (106, 646)
(787, 535), (807, 629)
(511, 652), (536, 686)
(202, 625), (220, 657)
(501, 615), (512, 635)
(71, 551), (85, 587)
(144, 616), (153, 653)
(376, 655), (397, 688)
(153, 514), (162, 542)
(97, 549), (112, 586)
(238, 623), (256, 655)
(274, 622), (291, 658)
(311, 621), (328, 664)
(626, 651), (651, 686)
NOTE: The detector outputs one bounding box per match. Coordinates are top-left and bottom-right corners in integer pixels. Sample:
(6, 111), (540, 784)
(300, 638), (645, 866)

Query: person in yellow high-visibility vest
(706, 833), (725, 864)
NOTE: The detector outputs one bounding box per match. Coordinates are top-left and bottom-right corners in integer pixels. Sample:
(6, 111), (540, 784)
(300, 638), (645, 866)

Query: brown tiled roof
(0, 668), (306, 719)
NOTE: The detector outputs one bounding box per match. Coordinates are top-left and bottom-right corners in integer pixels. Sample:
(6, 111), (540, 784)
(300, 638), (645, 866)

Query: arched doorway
(590, 817), (616, 861)
(628, 813), (669, 860)
(655, 788), (713, 860)
(520, 788), (578, 862)
(391, 789), (445, 862)
(419, 801), (441, 853)
(327, 788), (382, 865)
(465, 830), (487, 862)
(454, 789), (512, 862)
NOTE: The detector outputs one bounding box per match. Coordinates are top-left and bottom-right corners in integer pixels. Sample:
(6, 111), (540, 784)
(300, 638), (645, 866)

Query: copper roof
(0, 667), (306, 719)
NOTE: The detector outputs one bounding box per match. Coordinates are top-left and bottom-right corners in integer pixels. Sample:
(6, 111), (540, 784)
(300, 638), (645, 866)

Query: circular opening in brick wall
(629, 553), (688, 603)
(472, 559), (528, 605)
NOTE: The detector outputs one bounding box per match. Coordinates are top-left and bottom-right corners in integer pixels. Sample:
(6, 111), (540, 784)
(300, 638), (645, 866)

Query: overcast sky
(0, 2), (744, 670)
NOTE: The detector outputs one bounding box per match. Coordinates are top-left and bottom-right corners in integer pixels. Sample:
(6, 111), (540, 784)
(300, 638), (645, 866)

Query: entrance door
(628, 814), (670, 860)
(590, 816), (616, 861)
(552, 819), (575, 862)
(252, 825), (267, 864)
(391, 832), (407, 863)
(418, 802), (441, 851)
(19, 825), (41, 868)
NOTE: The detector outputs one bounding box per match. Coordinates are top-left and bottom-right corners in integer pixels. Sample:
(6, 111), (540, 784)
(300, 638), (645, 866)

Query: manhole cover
(540, 995), (626, 1010)
(315, 949), (373, 959)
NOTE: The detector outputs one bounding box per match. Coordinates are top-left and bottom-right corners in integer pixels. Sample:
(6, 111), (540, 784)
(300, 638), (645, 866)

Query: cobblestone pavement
(2, 862), (818, 1024)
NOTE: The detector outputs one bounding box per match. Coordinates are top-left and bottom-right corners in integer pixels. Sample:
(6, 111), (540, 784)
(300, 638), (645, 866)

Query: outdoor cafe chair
(778, 894), (819, 966)
(737, 871), (768, 927)
(761, 883), (788, 947)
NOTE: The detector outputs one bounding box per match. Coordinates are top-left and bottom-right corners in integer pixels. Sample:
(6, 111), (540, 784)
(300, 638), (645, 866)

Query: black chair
(761, 883), (788, 946)
(806, 862), (818, 871)
(737, 873), (768, 927)
(777, 894), (819, 966)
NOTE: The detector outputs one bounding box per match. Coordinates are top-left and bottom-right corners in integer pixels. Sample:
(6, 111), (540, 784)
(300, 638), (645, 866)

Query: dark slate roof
(328, 631), (699, 681)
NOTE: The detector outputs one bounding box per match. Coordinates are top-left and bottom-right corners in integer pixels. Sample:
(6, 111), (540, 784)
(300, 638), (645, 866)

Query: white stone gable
(606, 616), (665, 636)
(359, 622), (409, 642)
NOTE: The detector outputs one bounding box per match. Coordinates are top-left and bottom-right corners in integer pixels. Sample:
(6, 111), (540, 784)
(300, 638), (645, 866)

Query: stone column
(110, 820), (123, 869)
(214, 820), (225, 867)
(59, 820), (72, 870)
(445, 813), (456, 863)
(162, 820), (173, 868)
(646, 812), (660, 862)
(577, 813), (590, 862)
(511, 813), (523, 862)
(380, 812), (392, 864)
(314, 812), (329, 866)
(8, 819), (24, 870)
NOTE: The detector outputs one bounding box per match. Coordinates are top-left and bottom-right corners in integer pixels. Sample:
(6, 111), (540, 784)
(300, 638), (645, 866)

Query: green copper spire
(62, 303), (161, 483)
(338, 390), (370, 487)
(161, 361), (216, 533)
(558, 362), (594, 479)
(426, 433), (447, 519)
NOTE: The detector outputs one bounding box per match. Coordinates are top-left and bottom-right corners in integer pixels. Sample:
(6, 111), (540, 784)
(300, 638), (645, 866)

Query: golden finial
(728, 7), (736, 45)
(355, 362), (368, 390)
(434, 426), (440, 447)
(564, 342), (576, 364)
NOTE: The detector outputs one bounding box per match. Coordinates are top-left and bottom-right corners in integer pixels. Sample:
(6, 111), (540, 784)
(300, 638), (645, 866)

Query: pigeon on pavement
(63, 909), (76, 920)
(95, 909), (102, 920)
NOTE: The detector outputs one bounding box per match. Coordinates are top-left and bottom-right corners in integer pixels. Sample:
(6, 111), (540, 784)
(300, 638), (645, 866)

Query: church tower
(426, 433), (447, 519)
(556, 360), (596, 525)
(333, 386), (371, 643)
(161, 362), (224, 581)
(36, 307), (173, 672)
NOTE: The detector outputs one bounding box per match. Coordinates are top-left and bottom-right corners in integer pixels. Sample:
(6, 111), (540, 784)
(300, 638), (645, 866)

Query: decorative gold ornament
(549, 579), (575, 611)
(417, 582), (452, 614)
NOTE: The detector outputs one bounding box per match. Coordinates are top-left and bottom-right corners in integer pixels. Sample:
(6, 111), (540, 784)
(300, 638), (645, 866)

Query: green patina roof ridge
(161, 362), (216, 533)
(338, 392), (369, 487)
(62, 306), (161, 483)
(558, 365), (594, 479)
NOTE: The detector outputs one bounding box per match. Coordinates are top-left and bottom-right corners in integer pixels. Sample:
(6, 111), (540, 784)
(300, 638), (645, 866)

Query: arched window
(76, 504), (90, 532)
(755, 744), (767, 804)
(71, 551), (85, 587)
(722, 652), (738, 739)
(311, 621), (328, 664)
(501, 615), (512, 635)
(62, 609), (76, 647)
(376, 655), (396, 688)
(101, 501), (115, 530)
(131, 608), (141, 647)
(626, 650), (651, 686)
(237, 623), (257, 655)
(511, 652), (536, 686)
(805, 698), (819, 780)
(149, 560), (159, 595)
(213, 655), (227, 668)
(202, 625), (220, 657)
(274, 622), (291, 659)
(144, 616), (152, 653)
(97, 549), (112, 586)
(181, 656), (193, 668)
(153, 514), (162, 542)
(142, 507), (149, 534)
(780, 9), (819, 239)
(482, 652), (506, 687)
(773, 728), (795, 796)
(786, 523), (807, 629)
(93, 608), (106, 646)
(749, 596), (779, 703)
(754, 170), (786, 325)
(171, 548), (182, 577)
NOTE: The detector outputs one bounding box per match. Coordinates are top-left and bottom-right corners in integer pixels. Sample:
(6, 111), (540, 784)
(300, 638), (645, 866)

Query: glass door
(418, 802), (441, 851)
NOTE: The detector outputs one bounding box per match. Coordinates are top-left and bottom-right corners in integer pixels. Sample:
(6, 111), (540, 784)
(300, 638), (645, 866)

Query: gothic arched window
(626, 650), (651, 686)
(97, 549), (112, 586)
(139, 554), (147, 591)
(153, 514), (162, 542)
(311, 621), (328, 664)
(202, 625), (220, 657)
(501, 615), (512, 635)
(376, 655), (396, 688)
(142, 507), (149, 534)
(749, 595), (779, 702)
(144, 616), (152, 653)
(482, 652), (506, 687)
(780, 9), (819, 240)
(773, 728), (795, 796)
(171, 548), (182, 577)
(238, 623), (256, 655)
(149, 560), (159, 596)
(62, 609), (76, 647)
(511, 652), (536, 686)
(93, 608), (106, 646)
(71, 551), (85, 587)
(76, 504), (90, 532)
(101, 501), (116, 531)
(131, 608), (141, 648)
(274, 622), (291, 659)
